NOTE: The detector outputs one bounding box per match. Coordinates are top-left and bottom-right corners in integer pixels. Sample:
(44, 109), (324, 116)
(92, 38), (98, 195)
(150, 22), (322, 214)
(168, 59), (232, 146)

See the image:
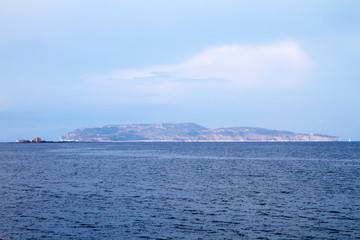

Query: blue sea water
(0, 142), (359, 239)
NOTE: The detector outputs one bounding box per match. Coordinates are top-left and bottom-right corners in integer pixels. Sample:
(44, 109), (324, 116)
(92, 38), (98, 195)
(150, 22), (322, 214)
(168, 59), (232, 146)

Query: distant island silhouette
(60, 123), (340, 142)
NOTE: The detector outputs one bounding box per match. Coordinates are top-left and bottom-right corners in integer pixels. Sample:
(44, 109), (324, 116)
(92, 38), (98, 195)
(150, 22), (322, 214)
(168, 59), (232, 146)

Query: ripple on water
(0, 142), (359, 239)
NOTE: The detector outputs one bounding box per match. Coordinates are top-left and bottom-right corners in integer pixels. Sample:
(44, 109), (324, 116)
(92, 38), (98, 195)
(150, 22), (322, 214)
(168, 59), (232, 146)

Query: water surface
(0, 142), (359, 239)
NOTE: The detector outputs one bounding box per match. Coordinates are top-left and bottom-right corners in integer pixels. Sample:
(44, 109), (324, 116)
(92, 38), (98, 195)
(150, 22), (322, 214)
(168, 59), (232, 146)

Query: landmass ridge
(60, 123), (341, 142)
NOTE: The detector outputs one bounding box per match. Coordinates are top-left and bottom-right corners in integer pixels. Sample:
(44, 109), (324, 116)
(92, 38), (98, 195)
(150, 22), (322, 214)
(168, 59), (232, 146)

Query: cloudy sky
(1, 0), (360, 141)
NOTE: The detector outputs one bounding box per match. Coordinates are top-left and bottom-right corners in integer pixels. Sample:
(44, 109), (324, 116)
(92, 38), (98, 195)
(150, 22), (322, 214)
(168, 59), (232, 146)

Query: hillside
(60, 123), (341, 142)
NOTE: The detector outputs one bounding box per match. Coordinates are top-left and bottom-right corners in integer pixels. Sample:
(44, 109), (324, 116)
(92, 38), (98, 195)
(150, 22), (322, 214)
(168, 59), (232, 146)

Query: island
(16, 137), (44, 143)
(16, 137), (56, 143)
(59, 123), (341, 142)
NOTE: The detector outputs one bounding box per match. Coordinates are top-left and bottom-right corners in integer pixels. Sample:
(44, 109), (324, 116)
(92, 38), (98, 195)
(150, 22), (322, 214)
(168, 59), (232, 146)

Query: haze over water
(1, 142), (359, 239)
(1, 1), (360, 141)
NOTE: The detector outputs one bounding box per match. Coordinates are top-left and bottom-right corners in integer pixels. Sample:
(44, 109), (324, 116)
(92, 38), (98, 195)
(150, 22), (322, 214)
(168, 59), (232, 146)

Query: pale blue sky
(1, 0), (359, 141)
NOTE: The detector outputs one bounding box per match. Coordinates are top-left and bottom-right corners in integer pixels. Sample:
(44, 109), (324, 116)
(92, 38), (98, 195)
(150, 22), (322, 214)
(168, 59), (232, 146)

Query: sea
(0, 142), (359, 239)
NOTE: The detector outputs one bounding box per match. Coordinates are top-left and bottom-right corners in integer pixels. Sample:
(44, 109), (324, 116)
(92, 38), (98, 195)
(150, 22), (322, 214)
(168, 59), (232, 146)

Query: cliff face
(60, 123), (341, 142)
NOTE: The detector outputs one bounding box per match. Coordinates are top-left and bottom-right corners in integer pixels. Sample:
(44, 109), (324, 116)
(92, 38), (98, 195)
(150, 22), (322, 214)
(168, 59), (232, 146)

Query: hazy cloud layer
(90, 41), (311, 90)
(1, 1), (359, 141)
(0, 96), (8, 110)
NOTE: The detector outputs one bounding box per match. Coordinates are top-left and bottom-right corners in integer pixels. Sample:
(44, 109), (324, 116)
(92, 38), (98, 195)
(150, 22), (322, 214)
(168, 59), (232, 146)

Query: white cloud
(90, 40), (310, 89)
(85, 41), (311, 104)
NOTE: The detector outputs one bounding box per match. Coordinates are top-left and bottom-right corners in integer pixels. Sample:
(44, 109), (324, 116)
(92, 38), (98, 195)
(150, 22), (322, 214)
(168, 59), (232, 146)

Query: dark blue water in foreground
(0, 142), (359, 239)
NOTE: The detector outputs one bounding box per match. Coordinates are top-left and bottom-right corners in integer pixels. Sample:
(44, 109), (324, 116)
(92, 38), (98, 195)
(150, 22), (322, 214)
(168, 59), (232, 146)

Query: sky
(1, 0), (360, 141)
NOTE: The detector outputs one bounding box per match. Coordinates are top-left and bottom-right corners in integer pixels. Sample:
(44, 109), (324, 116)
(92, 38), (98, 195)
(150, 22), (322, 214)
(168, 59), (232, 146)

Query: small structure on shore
(16, 137), (44, 143)
(16, 139), (31, 143)
(32, 137), (42, 142)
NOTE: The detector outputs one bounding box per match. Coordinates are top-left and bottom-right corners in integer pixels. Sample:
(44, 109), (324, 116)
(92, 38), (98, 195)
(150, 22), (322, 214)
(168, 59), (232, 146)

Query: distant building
(16, 139), (31, 143)
(16, 137), (44, 143)
(32, 137), (42, 142)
